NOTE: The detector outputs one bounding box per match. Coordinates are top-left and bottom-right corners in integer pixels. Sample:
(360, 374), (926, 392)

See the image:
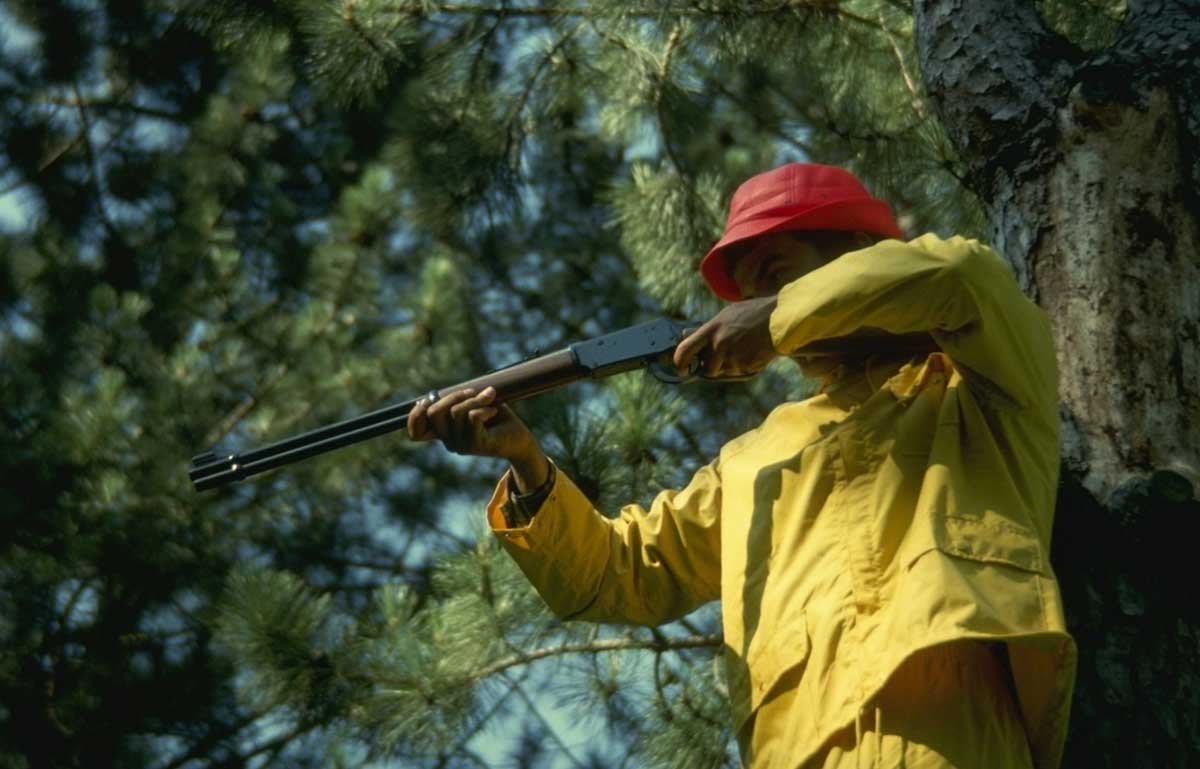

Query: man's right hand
(406, 387), (549, 492)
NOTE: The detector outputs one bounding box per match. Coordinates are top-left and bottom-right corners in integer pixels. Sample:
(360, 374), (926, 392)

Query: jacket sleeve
(769, 234), (1056, 410)
(486, 459), (722, 626)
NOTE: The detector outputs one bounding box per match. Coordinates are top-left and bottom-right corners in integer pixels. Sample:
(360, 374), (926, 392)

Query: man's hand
(407, 387), (549, 491)
(673, 296), (780, 378)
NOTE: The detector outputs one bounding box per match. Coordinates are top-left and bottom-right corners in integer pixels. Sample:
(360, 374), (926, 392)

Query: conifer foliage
(0, 1), (1157, 768)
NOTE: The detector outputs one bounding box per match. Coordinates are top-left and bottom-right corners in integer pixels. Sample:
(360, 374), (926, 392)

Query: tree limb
(503, 25), (583, 170)
(37, 95), (184, 123)
(655, 22), (688, 177)
(469, 632), (723, 681)
(878, 8), (925, 120)
(70, 84), (122, 242)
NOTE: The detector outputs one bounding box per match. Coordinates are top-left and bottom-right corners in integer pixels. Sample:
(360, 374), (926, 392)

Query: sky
(0, 5), (39, 232)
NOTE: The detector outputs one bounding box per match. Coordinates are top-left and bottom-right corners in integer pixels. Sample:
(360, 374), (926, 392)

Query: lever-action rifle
(189, 318), (703, 492)
(188, 318), (938, 492)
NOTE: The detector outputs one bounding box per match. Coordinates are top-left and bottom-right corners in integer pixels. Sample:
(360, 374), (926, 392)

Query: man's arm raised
(769, 235), (1055, 410)
(409, 385), (724, 626)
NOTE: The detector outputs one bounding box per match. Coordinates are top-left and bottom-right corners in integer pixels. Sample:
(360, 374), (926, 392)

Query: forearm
(486, 461), (723, 625)
(769, 234), (1054, 407)
(769, 236), (977, 353)
(502, 446), (555, 529)
(509, 442), (550, 493)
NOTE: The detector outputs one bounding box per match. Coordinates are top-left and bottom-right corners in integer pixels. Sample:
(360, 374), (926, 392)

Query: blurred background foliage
(0, 1), (1123, 767)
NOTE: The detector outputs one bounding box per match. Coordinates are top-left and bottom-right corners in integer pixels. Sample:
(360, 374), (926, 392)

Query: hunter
(407, 163), (1076, 769)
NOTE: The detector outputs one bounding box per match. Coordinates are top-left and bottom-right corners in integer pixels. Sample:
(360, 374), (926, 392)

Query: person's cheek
(733, 258), (763, 298)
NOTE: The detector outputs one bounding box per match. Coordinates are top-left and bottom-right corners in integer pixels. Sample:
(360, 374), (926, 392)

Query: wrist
(509, 444), (549, 493)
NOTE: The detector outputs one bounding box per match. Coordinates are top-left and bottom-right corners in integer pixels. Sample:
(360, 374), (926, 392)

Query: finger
(468, 406), (499, 429)
(702, 350), (725, 377)
(407, 397), (434, 441)
(449, 391), (489, 449)
(449, 388), (495, 422)
(673, 322), (715, 371)
(707, 332), (736, 376)
(428, 389), (476, 440)
(450, 389), (500, 446)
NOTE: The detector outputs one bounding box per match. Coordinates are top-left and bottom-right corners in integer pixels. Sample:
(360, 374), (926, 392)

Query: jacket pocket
(936, 513), (1046, 573)
(905, 512), (1047, 575)
(728, 612), (810, 733)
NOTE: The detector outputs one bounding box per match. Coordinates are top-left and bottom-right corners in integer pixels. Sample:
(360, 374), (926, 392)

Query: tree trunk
(914, 1), (1200, 766)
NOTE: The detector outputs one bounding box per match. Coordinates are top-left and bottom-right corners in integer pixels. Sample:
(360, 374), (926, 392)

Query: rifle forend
(189, 318), (691, 492)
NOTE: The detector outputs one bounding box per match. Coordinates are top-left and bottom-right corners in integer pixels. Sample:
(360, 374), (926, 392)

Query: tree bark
(915, 1), (1200, 766)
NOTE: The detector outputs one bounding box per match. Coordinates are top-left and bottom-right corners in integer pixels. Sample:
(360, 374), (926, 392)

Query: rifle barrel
(189, 348), (587, 491)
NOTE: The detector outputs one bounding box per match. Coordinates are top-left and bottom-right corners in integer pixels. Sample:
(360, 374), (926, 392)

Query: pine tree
(2, 1), (1195, 767)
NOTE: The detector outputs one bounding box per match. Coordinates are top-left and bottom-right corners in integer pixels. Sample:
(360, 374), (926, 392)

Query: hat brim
(700, 198), (904, 301)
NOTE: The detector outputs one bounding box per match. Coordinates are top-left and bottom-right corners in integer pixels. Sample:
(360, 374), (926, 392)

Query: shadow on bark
(1052, 464), (1200, 767)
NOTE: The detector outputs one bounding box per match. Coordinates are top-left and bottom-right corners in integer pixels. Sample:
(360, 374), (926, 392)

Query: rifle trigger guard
(647, 356), (701, 385)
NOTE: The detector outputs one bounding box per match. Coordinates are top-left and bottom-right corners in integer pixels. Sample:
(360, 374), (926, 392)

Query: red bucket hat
(700, 163), (904, 300)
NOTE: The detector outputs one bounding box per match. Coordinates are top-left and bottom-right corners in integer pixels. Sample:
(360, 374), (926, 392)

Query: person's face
(728, 230), (869, 299)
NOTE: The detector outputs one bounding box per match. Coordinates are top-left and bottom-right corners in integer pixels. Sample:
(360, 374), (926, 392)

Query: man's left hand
(673, 296), (780, 378)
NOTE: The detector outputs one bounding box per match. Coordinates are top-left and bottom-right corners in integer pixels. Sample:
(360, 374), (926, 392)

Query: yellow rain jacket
(486, 234), (1076, 769)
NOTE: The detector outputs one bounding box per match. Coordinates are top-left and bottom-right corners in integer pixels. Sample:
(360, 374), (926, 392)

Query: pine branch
(0, 130), (86, 196)
(342, 0), (390, 58)
(504, 24), (583, 168)
(818, 106), (924, 145)
(703, 75), (816, 156)
(506, 676), (588, 769)
(57, 579), (95, 632)
(380, 1), (910, 35)
(201, 363), (290, 448)
(469, 632), (723, 681)
(470, 251), (592, 348)
(654, 21), (687, 176)
(36, 95), (184, 123)
(195, 296), (283, 355)
(319, 553), (420, 574)
(674, 423), (705, 464)
(70, 83), (123, 244)
(590, 19), (723, 238)
(651, 632), (676, 723)
(157, 713), (263, 769)
(243, 720), (320, 767)
(877, 8), (926, 120)
(436, 671), (528, 761)
(464, 15), (504, 87)
(201, 232), (370, 447)
(435, 748), (491, 769)
(5, 83), (180, 204)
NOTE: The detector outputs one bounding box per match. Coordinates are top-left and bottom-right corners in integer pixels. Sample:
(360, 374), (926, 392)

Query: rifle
(189, 318), (703, 492)
(188, 319), (938, 492)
